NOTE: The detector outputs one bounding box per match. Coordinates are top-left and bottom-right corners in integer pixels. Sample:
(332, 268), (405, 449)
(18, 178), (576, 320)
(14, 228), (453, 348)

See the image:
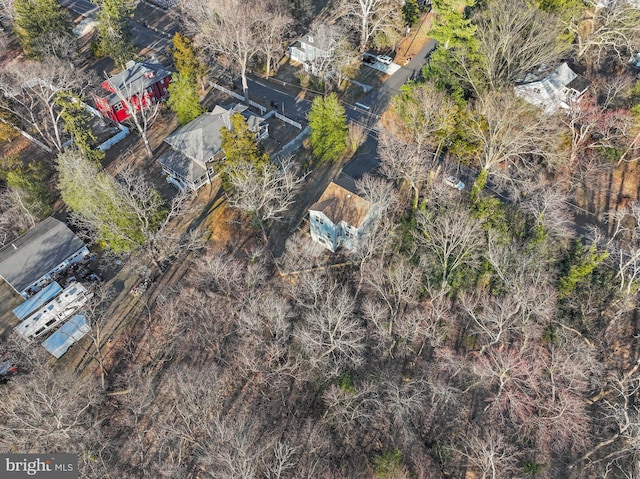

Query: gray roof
(104, 59), (172, 103)
(157, 147), (206, 184)
(163, 103), (265, 164)
(0, 217), (86, 293)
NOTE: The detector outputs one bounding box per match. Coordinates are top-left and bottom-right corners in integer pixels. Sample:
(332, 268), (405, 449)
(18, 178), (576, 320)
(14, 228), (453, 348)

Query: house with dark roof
(309, 175), (378, 252)
(0, 217), (89, 298)
(514, 63), (591, 115)
(94, 59), (172, 122)
(157, 103), (268, 192)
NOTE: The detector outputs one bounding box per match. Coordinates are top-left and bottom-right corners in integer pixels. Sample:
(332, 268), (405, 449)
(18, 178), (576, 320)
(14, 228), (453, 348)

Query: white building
(514, 63), (591, 115)
(309, 176), (378, 252)
(289, 27), (336, 75)
(14, 283), (92, 341)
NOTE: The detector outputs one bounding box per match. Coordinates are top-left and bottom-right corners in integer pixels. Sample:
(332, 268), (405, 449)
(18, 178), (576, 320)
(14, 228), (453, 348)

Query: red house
(94, 59), (172, 123)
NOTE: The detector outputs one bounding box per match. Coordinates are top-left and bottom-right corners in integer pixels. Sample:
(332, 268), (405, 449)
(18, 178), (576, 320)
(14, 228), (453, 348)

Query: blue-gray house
(309, 177), (377, 252)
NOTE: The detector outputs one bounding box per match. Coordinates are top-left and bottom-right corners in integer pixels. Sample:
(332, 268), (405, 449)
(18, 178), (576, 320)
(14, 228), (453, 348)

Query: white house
(514, 63), (591, 115)
(289, 28), (335, 75)
(309, 176), (378, 252)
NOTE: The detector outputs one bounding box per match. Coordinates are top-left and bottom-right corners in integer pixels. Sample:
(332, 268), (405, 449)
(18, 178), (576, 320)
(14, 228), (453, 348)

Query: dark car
(363, 54), (377, 64)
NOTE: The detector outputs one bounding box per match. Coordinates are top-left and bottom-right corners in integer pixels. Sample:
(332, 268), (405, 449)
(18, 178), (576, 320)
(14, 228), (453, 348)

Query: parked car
(444, 175), (465, 190)
(363, 53), (377, 64)
(377, 55), (393, 65)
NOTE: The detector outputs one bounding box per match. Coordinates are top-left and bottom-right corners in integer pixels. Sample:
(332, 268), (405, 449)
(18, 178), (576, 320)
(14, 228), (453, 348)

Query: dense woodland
(1, 0), (640, 477)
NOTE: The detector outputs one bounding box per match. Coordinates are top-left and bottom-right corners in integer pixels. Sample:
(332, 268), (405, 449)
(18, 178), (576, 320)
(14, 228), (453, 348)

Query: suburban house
(0, 217), (90, 299)
(309, 175), (378, 252)
(289, 28), (335, 74)
(514, 62), (591, 115)
(94, 59), (172, 122)
(157, 103), (268, 192)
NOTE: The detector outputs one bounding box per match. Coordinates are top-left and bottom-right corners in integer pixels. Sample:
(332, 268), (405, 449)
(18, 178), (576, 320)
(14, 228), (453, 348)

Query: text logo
(0, 454), (77, 478)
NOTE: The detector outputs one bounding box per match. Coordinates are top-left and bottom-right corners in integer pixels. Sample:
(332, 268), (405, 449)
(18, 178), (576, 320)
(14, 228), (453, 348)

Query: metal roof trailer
(12, 282), (63, 321)
(14, 283), (93, 341)
(42, 315), (91, 359)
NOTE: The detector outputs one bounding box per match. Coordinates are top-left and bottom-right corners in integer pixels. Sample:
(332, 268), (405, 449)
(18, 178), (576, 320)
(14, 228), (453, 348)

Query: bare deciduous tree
(416, 207), (484, 288)
(518, 178), (576, 240)
(604, 202), (640, 295)
(468, 91), (561, 178)
(0, 362), (102, 454)
(322, 381), (382, 448)
(362, 256), (421, 337)
(0, 187), (37, 247)
(200, 414), (272, 479)
(226, 156), (306, 240)
(256, 5), (293, 77)
(293, 284), (366, 376)
(473, 0), (569, 90)
(571, 0), (640, 68)
(0, 58), (92, 152)
(105, 74), (161, 157)
(456, 428), (521, 479)
(303, 22), (360, 91)
(264, 442), (298, 479)
(392, 81), (458, 156)
(338, 0), (402, 52)
(379, 132), (433, 210)
(571, 371), (640, 472)
(180, 0), (274, 101)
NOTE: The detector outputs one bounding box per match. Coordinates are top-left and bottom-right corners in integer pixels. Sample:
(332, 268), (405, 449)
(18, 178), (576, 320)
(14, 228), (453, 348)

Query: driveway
(354, 39), (437, 116)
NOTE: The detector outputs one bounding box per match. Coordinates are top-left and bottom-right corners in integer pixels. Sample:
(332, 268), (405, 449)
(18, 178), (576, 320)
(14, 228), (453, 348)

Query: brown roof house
(309, 175), (378, 252)
(157, 103), (268, 192)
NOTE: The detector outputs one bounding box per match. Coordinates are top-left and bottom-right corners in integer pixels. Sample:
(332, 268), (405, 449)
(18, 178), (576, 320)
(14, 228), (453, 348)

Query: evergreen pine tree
(307, 93), (348, 162)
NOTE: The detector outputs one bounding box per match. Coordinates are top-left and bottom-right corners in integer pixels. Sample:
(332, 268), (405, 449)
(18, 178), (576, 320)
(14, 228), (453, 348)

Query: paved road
(129, 19), (175, 53)
(245, 38), (438, 180)
(356, 39), (437, 116)
(58, 0), (174, 53)
(58, 0), (98, 15)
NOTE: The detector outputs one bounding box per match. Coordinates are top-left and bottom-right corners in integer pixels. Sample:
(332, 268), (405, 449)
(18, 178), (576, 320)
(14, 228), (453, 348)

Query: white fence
(210, 81), (302, 126)
(248, 100), (267, 115)
(274, 112), (302, 130)
(85, 104), (131, 151)
(273, 126), (309, 159)
(210, 81), (244, 102)
(98, 125), (130, 151)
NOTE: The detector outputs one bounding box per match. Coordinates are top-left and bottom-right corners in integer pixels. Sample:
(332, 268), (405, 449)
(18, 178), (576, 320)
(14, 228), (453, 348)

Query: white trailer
(14, 283), (92, 340)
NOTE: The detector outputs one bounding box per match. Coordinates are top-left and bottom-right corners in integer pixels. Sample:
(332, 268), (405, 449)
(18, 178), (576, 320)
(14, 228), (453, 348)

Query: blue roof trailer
(41, 315), (91, 359)
(12, 282), (63, 321)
